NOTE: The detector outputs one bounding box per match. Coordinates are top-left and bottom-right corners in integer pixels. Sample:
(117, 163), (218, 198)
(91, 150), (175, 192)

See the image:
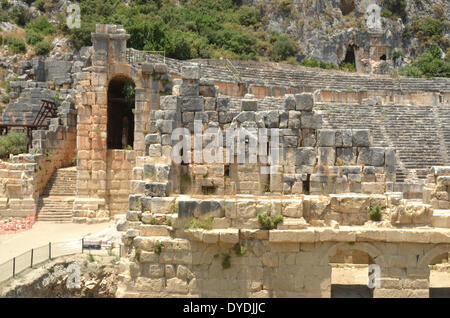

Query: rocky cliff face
(244, 0), (449, 70)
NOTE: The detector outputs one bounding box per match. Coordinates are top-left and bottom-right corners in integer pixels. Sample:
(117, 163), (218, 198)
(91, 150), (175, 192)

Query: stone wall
(0, 96), (77, 218)
(424, 167), (450, 210)
(117, 225), (450, 298)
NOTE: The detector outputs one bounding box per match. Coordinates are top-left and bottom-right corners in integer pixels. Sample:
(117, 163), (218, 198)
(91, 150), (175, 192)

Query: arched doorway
(326, 244), (379, 298)
(107, 76), (135, 149)
(429, 252), (450, 298)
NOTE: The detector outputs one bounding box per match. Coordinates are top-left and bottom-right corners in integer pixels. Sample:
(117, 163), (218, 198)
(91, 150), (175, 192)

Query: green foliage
(166, 217), (172, 226)
(35, 0), (45, 12)
(154, 241), (163, 255)
(72, 155), (77, 166)
(404, 17), (448, 50)
(391, 48), (404, 60)
(123, 79), (135, 110)
(69, 23), (95, 50)
(1, 95), (10, 104)
(382, 0), (406, 20)
(232, 243), (247, 256)
(26, 17), (56, 35)
(401, 45), (450, 78)
(271, 33), (296, 62)
(25, 30), (44, 45)
(34, 41), (53, 56)
(134, 247), (142, 261)
(87, 253), (95, 262)
(4, 37), (26, 54)
(9, 7), (31, 26)
(221, 253), (231, 269)
(339, 62), (356, 72)
(0, 132), (28, 158)
(381, 8), (392, 18)
(301, 58), (320, 68)
(185, 217), (213, 230)
(257, 212), (283, 230)
(369, 204), (382, 221)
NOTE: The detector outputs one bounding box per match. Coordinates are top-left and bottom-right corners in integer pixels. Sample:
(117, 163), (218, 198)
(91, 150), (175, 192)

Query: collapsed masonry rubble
(0, 24), (450, 297)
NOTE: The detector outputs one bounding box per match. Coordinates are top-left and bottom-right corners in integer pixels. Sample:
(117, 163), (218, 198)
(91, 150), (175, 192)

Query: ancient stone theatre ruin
(1, 24), (450, 298)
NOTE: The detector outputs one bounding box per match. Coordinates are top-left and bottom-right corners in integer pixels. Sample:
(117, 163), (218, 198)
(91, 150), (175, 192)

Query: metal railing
(225, 58), (242, 83)
(126, 48), (166, 65)
(0, 239), (124, 285)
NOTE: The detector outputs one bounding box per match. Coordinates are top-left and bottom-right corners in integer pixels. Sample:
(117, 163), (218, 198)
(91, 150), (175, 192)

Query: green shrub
(26, 17), (56, 35)
(272, 34), (296, 62)
(5, 37), (26, 54)
(1, 95), (10, 104)
(369, 204), (382, 221)
(401, 45), (450, 78)
(154, 240), (163, 255)
(382, 0), (406, 20)
(232, 243), (247, 256)
(69, 23), (95, 50)
(87, 253), (95, 262)
(381, 8), (392, 18)
(340, 62), (356, 72)
(34, 41), (53, 56)
(301, 58), (319, 68)
(0, 132), (28, 158)
(9, 7), (30, 26)
(25, 30), (44, 45)
(237, 5), (261, 26)
(221, 253), (231, 269)
(134, 247), (142, 261)
(257, 213), (283, 230)
(391, 48), (404, 60)
(35, 0), (45, 11)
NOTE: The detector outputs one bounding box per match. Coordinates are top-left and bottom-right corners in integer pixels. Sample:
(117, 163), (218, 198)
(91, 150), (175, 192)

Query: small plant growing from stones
(149, 217), (156, 225)
(232, 243), (247, 256)
(185, 217), (213, 230)
(369, 204), (382, 221)
(257, 213), (283, 230)
(87, 253), (95, 263)
(169, 200), (178, 214)
(154, 241), (163, 255)
(134, 247), (142, 262)
(221, 253), (231, 269)
(262, 183), (270, 193)
(167, 217), (172, 226)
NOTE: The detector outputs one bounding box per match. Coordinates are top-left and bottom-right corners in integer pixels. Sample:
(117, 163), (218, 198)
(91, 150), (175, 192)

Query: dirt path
(0, 221), (114, 264)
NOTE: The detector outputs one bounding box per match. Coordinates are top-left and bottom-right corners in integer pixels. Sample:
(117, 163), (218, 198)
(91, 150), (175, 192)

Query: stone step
(432, 210), (450, 228)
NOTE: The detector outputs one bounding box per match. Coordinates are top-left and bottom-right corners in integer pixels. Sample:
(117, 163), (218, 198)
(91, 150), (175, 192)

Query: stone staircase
(37, 166), (76, 222)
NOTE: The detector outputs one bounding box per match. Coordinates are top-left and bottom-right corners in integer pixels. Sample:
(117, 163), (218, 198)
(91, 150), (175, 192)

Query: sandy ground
(0, 221), (114, 264)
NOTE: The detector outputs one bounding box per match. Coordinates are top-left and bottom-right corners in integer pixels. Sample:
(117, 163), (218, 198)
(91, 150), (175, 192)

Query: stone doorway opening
(340, 0), (355, 16)
(107, 76), (135, 150)
(429, 252), (450, 298)
(329, 248), (375, 298)
(341, 45), (357, 70)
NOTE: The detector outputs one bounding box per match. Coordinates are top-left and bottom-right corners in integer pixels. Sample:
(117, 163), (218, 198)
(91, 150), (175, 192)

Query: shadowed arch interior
(107, 76), (135, 149)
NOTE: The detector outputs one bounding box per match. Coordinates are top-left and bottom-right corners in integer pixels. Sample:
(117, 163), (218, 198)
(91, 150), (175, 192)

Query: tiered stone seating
(317, 103), (448, 181)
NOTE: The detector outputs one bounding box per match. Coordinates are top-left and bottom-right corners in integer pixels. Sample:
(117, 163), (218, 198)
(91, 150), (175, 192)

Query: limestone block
(198, 199), (225, 218)
(160, 95), (179, 110)
(236, 199), (257, 218)
(318, 130), (336, 147)
(352, 129), (371, 147)
(166, 277), (189, 294)
(219, 229), (239, 244)
(370, 147), (385, 166)
(284, 94), (296, 110)
(217, 97), (230, 112)
(288, 111), (301, 129)
(180, 83), (199, 96)
(295, 147), (316, 166)
(336, 147), (357, 164)
(224, 199), (236, 218)
(181, 65), (200, 80)
(241, 99), (258, 111)
(181, 97), (204, 112)
(318, 147), (335, 166)
(301, 112), (322, 129)
(295, 93), (314, 111)
(139, 225), (170, 236)
(335, 129), (352, 147)
(178, 197), (199, 218)
(144, 182), (167, 197)
(330, 194), (370, 213)
(282, 199), (303, 218)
